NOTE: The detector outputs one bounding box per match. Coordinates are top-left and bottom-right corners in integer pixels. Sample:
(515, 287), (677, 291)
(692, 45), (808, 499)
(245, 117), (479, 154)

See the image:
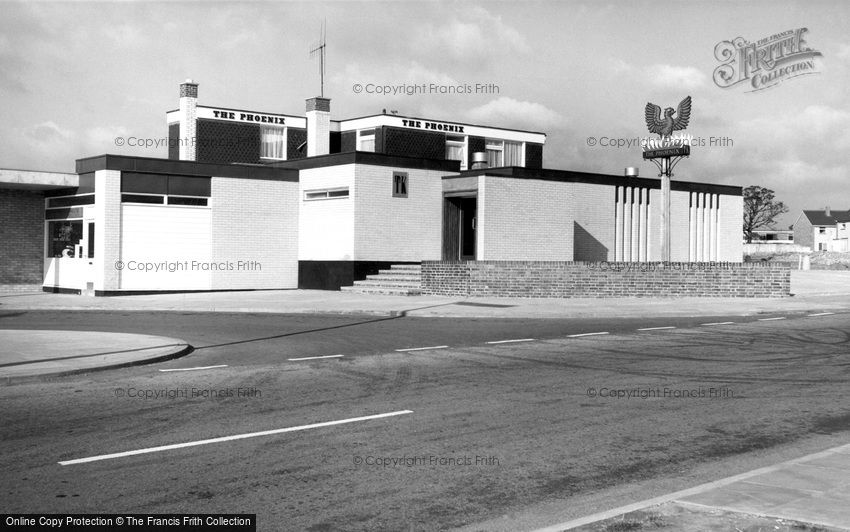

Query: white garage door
(120, 204), (212, 290)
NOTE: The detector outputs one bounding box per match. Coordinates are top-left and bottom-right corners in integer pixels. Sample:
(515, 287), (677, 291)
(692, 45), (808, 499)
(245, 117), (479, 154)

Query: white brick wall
(211, 176), (298, 289)
(575, 182), (615, 261)
(96, 170), (121, 291)
(718, 193), (743, 261)
(298, 165), (355, 260)
(478, 176), (575, 260)
(354, 164), (443, 261)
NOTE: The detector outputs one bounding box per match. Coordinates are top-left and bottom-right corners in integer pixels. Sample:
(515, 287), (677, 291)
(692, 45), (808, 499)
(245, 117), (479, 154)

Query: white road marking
(808, 312), (835, 317)
(567, 332), (609, 338)
(158, 365), (228, 372)
(637, 326), (676, 331)
(486, 338), (535, 344)
(288, 354), (344, 361)
(701, 322), (735, 326)
(58, 410), (413, 466)
(395, 345), (448, 352)
(758, 317), (786, 321)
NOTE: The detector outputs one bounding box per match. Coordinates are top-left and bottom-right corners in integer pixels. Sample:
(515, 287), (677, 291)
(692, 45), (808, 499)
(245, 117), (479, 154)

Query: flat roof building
(1, 80), (744, 295)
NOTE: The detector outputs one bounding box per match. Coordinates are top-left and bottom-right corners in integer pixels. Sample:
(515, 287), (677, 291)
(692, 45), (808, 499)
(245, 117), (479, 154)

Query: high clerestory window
(120, 172), (211, 207)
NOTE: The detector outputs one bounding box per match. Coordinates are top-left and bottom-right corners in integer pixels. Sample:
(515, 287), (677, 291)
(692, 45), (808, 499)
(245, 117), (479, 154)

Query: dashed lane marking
(637, 326), (676, 331)
(701, 322), (736, 326)
(486, 338), (536, 344)
(808, 312), (835, 317)
(158, 365), (228, 372)
(758, 317), (786, 321)
(58, 410), (414, 466)
(395, 345), (449, 352)
(567, 332), (609, 338)
(288, 354), (344, 361)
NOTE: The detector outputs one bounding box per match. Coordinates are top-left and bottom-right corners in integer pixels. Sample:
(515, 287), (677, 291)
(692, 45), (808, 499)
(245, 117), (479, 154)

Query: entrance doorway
(443, 196), (476, 260)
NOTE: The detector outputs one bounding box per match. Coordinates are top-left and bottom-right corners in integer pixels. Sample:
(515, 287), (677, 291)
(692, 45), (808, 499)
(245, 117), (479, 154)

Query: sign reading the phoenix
(643, 145), (690, 160)
(641, 96), (692, 160)
(713, 28), (822, 92)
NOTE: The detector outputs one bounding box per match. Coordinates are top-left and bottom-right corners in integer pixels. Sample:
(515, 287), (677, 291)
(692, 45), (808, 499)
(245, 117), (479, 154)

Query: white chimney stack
(178, 79), (198, 161)
(306, 97), (331, 157)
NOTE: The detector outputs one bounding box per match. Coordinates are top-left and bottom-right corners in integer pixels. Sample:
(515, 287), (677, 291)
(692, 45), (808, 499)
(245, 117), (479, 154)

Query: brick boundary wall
(421, 261), (791, 298)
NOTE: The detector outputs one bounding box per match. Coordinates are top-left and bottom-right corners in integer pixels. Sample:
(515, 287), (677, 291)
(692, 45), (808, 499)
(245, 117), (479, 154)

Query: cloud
(332, 61), (459, 93)
(648, 64), (707, 90)
(101, 24), (146, 47)
(411, 6), (530, 66)
(837, 43), (850, 60)
(464, 97), (563, 130)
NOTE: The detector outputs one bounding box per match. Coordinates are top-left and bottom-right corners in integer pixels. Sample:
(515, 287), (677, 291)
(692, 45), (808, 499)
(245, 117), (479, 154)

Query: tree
(743, 186), (788, 243)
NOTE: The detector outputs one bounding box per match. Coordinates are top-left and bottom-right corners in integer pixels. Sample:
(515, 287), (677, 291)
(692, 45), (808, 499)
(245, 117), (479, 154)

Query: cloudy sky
(1, 0), (847, 227)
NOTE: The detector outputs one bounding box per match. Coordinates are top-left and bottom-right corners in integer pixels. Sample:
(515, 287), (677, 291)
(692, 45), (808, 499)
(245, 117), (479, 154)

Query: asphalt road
(2, 310), (850, 531)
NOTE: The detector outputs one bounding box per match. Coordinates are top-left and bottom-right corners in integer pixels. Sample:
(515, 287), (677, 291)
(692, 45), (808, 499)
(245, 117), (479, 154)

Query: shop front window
(48, 220), (83, 258)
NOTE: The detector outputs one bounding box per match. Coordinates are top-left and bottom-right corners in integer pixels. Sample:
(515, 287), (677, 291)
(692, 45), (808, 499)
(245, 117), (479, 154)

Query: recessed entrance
(443, 195), (476, 260)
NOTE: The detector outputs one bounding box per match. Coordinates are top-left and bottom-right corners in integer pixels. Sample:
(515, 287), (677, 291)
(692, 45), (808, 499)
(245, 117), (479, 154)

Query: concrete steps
(341, 264), (422, 296)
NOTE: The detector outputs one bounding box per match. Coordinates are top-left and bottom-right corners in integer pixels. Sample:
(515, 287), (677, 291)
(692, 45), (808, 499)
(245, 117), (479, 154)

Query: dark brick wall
(421, 261), (790, 298)
(196, 119), (261, 164)
(287, 127), (307, 159)
(382, 127), (445, 159)
(525, 143), (543, 169)
(0, 189), (45, 284)
(168, 123), (180, 160)
(340, 131), (356, 152)
(468, 136), (485, 162)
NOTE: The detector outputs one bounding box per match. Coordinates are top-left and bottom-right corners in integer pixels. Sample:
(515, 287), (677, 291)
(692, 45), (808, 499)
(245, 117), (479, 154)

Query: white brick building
(37, 81), (744, 294)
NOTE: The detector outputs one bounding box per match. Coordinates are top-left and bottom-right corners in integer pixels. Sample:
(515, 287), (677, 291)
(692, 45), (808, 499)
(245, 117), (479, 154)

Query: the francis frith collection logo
(713, 28), (822, 92)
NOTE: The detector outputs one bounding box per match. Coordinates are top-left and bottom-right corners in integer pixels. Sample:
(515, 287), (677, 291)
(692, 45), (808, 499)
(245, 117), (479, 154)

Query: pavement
(1, 269), (849, 530)
(532, 441), (850, 531)
(0, 329), (190, 383)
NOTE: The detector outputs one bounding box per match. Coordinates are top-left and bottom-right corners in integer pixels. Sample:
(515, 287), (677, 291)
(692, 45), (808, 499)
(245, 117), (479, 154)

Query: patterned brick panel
(168, 123), (180, 160)
(340, 131), (356, 152)
(196, 119), (261, 164)
(468, 136), (485, 161)
(288, 127), (307, 159)
(525, 143), (543, 169)
(0, 189), (44, 283)
(382, 127), (445, 159)
(421, 261), (790, 298)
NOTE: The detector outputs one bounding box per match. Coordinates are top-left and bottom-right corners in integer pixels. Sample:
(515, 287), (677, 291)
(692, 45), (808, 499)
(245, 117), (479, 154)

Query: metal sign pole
(661, 158), (671, 262)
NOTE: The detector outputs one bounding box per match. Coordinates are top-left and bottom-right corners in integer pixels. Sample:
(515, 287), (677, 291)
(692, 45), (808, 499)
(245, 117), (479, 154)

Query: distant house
(748, 229), (793, 243)
(793, 208), (850, 252)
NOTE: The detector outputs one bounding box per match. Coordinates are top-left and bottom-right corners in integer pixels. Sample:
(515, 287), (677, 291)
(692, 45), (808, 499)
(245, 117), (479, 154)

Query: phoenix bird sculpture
(645, 96), (692, 139)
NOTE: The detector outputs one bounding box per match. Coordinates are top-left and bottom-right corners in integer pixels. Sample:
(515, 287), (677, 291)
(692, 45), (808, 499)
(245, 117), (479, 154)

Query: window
(485, 139), (503, 167)
(819, 227), (826, 234)
(121, 194), (164, 204)
(485, 139), (524, 167)
(504, 141), (523, 166)
(120, 173), (210, 206)
(358, 129), (376, 152)
(261, 126), (286, 160)
(87, 222), (95, 258)
(393, 172), (408, 198)
(446, 135), (466, 170)
(167, 196), (208, 206)
(304, 188), (350, 200)
(47, 220), (83, 258)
